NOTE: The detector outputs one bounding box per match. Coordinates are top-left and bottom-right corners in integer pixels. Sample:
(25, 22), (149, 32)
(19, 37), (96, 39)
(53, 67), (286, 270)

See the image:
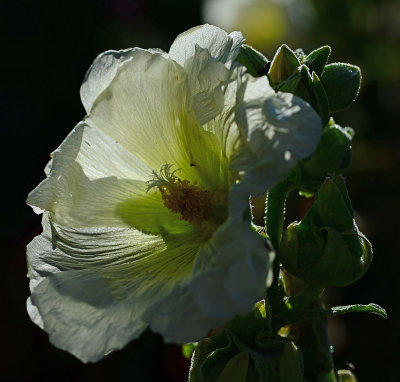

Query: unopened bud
(280, 176), (372, 287)
(269, 44), (300, 86)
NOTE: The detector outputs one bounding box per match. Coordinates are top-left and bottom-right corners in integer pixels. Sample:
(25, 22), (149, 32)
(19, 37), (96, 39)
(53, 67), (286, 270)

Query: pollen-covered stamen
(147, 164), (228, 228)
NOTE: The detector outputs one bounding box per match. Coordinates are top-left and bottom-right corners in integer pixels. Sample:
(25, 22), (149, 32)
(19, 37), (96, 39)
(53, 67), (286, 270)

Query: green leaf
(304, 46), (331, 77)
(305, 303), (387, 320)
(236, 44), (269, 77)
(216, 351), (249, 382)
(321, 63), (361, 112)
(269, 44), (300, 86)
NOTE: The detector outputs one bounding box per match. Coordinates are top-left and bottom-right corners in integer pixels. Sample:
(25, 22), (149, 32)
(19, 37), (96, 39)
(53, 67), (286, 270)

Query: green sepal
(236, 44), (269, 77)
(269, 44), (301, 86)
(292, 67), (329, 126)
(303, 46), (331, 77)
(276, 70), (303, 94)
(310, 72), (330, 127)
(320, 63), (361, 112)
(280, 176), (373, 287)
(216, 351), (249, 382)
(279, 342), (303, 382)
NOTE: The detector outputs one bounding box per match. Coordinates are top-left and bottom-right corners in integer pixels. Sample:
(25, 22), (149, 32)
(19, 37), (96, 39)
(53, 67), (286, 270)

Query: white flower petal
(233, 74), (322, 195)
(80, 48), (167, 114)
(169, 24), (244, 68)
(80, 48), (136, 114)
(184, 46), (232, 126)
(27, 122), (178, 229)
(88, 50), (191, 172)
(88, 50), (233, 190)
(31, 269), (148, 363)
(28, 214), (201, 362)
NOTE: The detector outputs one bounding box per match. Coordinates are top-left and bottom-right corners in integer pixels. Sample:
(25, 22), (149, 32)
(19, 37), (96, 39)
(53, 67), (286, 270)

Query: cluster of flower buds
(238, 43), (362, 127)
(188, 303), (303, 382)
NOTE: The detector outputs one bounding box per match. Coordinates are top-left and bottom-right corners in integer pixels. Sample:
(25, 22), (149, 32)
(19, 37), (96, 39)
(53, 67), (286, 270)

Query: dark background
(2, 0), (399, 380)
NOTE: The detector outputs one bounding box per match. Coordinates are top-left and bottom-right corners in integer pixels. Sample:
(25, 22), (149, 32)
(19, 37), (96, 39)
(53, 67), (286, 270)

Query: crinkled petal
(233, 74), (322, 195)
(27, 214), (201, 362)
(184, 45), (232, 126)
(30, 269), (148, 363)
(169, 24), (244, 68)
(80, 48), (136, 114)
(28, 187), (272, 359)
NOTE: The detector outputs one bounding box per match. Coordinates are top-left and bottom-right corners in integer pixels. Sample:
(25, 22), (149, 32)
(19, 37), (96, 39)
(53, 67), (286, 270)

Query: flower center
(148, 164), (228, 236)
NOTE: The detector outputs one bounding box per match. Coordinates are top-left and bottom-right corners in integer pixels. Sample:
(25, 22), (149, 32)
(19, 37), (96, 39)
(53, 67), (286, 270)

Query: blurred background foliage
(2, 0), (399, 380)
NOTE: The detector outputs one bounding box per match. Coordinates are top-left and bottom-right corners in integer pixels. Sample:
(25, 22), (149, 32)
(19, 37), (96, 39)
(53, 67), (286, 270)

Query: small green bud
(269, 44), (300, 86)
(280, 176), (372, 287)
(320, 63), (361, 112)
(236, 44), (269, 77)
(337, 369), (357, 382)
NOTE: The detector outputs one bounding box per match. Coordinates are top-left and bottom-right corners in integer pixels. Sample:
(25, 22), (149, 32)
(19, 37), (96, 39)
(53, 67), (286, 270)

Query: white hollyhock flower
(27, 24), (321, 363)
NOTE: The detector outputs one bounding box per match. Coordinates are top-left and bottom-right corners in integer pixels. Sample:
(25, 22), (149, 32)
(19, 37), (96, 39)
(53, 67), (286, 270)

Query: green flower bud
(280, 176), (372, 287)
(269, 44), (300, 86)
(236, 44), (269, 77)
(320, 63), (361, 112)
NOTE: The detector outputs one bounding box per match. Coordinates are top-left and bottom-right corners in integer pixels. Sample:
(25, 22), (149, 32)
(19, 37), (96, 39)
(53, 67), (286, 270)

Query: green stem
(266, 181), (288, 250)
(266, 181), (288, 310)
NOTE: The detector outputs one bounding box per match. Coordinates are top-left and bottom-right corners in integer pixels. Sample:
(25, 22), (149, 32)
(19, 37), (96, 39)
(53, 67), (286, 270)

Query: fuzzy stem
(266, 181), (288, 311)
